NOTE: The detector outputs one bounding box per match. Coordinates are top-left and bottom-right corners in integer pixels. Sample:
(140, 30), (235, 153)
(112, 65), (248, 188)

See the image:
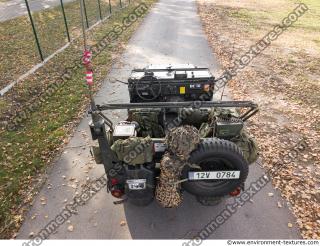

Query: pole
(60, 0), (71, 42)
(97, 0), (102, 20)
(79, 0), (87, 50)
(119, 0), (122, 8)
(82, 0), (90, 28)
(108, 0), (112, 14)
(24, 0), (44, 61)
(80, 0), (95, 110)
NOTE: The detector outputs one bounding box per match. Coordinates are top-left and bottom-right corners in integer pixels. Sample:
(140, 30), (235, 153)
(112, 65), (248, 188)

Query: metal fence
(25, 0), (130, 62)
(0, 0), (132, 93)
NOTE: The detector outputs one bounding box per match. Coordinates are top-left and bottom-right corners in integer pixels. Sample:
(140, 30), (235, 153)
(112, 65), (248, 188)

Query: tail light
(111, 189), (124, 198)
(229, 187), (241, 196)
(111, 178), (119, 186)
(109, 178), (124, 198)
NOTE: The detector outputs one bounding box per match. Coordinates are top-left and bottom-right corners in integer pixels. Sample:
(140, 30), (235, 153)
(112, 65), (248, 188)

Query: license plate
(188, 171), (240, 180)
(154, 142), (166, 152)
(126, 179), (146, 190)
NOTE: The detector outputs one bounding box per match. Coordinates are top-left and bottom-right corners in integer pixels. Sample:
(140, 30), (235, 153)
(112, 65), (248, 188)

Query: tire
(182, 138), (249, 197)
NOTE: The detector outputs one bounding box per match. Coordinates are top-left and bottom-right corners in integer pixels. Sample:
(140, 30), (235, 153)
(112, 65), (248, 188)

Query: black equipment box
(128, 64), (215, 103)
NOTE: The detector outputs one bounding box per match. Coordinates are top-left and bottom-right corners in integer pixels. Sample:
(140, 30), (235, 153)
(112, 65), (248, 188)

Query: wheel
(182, 138), (249, 197)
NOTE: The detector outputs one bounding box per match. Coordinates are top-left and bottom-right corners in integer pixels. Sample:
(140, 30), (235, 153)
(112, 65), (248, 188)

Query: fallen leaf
(268, 192), (274, 197)
(277, 201), (282, 208)
(288, 223), (293, 228)
(67, 225), (74, 232)
(120, 220), (126, 226)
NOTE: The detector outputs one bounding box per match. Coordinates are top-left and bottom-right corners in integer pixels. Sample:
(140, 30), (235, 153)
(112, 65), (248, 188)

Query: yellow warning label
(180, 86), (186, 94)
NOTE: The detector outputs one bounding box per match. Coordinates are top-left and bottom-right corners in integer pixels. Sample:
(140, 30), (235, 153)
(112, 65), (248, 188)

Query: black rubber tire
(182, 138), (249, 197)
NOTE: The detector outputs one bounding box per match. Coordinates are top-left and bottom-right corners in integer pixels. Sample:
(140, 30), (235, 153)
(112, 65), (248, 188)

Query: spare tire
(182, 138), (249, 197)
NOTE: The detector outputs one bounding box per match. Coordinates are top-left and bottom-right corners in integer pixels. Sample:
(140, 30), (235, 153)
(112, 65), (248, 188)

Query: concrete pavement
(0, 0), (75, 22)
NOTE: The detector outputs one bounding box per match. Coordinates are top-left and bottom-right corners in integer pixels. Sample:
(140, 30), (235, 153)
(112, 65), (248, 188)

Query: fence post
(24, 0), (44, 61)
(108, 0), (112, 14)
(97, 0), (102, 20)
(60, 0), (71, 42)
(119, 0), (122, 8)
(82, 0), (90, 28)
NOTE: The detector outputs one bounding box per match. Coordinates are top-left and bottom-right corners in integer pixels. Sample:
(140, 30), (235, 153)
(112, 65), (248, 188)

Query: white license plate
(126, 179), (146, 190)
(188, 171), (240, 180)
(154, 142), (166, 152)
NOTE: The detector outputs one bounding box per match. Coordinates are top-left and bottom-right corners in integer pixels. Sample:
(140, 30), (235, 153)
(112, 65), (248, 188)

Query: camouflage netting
(165, 125), (201, 160)
(156, 125), (200, 208)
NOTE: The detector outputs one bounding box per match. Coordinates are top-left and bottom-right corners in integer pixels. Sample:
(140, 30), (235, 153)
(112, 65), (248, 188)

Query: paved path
(0, 0), (75, 22)
(17, 0), (300, 239)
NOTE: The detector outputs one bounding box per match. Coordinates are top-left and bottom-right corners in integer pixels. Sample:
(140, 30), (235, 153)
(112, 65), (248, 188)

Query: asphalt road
(17, 0), (300, 239)
(0, 0), (75, 22)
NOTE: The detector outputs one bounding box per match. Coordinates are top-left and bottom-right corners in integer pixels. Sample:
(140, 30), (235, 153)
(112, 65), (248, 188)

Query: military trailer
(89, 65), (258, 207)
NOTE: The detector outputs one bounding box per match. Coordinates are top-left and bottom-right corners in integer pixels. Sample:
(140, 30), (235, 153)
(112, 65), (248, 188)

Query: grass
(0, 0), (156, 238)
(0, 0), (121, 89)
(228, 0), (320, 31)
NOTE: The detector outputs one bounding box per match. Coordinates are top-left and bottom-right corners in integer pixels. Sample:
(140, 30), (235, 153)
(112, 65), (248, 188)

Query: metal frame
(25, 0), (44, 61)
(97, 100), (258, 110)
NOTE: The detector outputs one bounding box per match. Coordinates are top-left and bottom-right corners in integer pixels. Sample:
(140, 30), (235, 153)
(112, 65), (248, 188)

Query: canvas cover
(111, 136), (153, 165)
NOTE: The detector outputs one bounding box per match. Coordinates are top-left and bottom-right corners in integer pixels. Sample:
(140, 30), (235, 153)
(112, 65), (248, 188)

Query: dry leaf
(288, 223), (293, 228)
(120, 220), (126, 226)
(268, 192), (274, 197)
(67, 225), (74, 232)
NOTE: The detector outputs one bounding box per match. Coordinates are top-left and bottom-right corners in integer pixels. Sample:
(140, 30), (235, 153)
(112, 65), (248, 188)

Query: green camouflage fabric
(156, 126), (200, 208)
(209, 107), (240, 120)
(129, 109), (164, 138)
(178, 108), (209, 127)
(199, 122), (213, 138)
(111, 136), (153, 165)
(231, 131), (259, 164)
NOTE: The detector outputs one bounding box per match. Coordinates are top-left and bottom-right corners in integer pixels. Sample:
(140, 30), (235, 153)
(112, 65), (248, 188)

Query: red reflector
(111, 178), (118, 186)
(111, 189), (123, 198)
(229, 187), (241, 196)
